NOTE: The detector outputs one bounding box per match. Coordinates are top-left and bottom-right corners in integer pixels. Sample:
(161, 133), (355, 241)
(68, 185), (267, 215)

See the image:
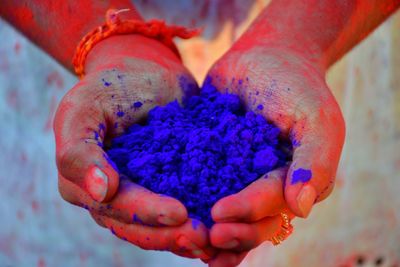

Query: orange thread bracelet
(72, 9), (200, 78)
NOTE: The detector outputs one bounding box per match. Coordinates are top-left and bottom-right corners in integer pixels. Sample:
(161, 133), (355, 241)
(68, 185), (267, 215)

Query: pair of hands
(54, 33), (345, 266)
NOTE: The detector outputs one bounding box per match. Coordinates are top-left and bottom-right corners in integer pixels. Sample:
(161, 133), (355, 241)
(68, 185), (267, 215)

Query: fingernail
(86, 167), (108, 202)
(219, 239), (239, 249)
(296, 184), (317, 218)
(157, 215), (178, 226)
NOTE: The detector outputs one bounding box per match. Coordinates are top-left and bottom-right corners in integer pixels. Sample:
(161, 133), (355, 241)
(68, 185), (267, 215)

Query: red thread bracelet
(72, 9), (200, 78)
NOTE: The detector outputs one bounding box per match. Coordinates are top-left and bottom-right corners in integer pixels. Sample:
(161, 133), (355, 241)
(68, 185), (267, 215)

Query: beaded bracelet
(72, 9), (200, 78)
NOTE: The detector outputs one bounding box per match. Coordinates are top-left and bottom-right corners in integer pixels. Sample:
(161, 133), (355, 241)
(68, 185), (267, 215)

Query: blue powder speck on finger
(291, 168), (312, 184)
(102, 78), (112, 87)
(133, 101), (143, 108)
(106, 81), (291, 227)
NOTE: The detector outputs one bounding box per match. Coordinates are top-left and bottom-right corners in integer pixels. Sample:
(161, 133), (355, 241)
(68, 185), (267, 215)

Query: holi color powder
(106, 82), (291, 227)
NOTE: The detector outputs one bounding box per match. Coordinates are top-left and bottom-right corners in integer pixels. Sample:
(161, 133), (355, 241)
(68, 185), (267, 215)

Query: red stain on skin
(46, 71), (64, 89)
(230, 0), (400, 69)
(12, 6), (35, 31)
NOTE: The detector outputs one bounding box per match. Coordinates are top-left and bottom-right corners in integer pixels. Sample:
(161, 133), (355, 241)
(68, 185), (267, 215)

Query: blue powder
(106, 83), (291, 227)
(102, 78), (112, 87)
(133, 101), (143, 108)
(291, 168), (312, 184)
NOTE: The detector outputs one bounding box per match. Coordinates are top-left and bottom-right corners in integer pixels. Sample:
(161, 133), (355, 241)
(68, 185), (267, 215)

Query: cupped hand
(204, 44), (345, 266)
(54, 34), (214, 260)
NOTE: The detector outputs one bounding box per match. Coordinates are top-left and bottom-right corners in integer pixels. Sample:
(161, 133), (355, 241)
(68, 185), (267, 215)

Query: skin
(54, 33), (217, 260)
(206, 1), (400, 266)
(0, 0), (143, 70)
(1, 0), (400, 267)
(1, 0), (216, 261)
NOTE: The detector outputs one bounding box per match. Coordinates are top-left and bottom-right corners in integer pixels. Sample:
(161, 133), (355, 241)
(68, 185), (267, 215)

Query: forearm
(235, 0), (400, 70)
(0, 0), (142, 71)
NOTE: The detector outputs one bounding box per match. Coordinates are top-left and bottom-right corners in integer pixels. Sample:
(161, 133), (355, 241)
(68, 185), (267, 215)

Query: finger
(97, 214), (215, 261)
(208, 251), (248, 267)
(210, 215), (283, 251)
(212, 168), (287, 223)
(58, 174), (188, 226)
(285, 109), (345, 218)
(54, 85), (119, 203)
(89, 210), (107, 228)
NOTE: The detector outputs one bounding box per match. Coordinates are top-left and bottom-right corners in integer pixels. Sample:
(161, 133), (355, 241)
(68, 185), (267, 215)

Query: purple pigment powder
(106, 82), (291, 227)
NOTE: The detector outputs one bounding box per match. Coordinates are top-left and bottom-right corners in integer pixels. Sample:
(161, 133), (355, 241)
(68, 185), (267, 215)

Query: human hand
(204, 44), (345, 266)
(54, 34), (213, 260)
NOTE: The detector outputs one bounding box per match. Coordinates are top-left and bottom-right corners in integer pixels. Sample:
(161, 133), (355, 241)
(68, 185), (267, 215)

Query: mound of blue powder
(106, 83), (291, 227)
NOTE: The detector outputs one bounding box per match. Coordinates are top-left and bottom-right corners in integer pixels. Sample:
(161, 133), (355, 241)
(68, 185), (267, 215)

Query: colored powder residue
(106, 82), (291, 227)
(133, 101), (143, 108)
(102, 78), (112, 87)
(291, 168), (312, 184)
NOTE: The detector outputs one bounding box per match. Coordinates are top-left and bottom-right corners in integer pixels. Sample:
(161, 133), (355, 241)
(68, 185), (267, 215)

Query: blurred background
(0, 0), (399, 266)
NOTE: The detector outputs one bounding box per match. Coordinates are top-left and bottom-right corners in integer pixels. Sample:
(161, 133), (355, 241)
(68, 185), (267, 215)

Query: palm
(207, 47), (344, 202)
(69, 58), (198, 139)
(54, 52), (214, 260)
(204, 47), (345, 267)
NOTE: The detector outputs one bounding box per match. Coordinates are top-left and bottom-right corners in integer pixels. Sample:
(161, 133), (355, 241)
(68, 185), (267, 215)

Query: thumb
(57, 142), (119, 203)
(285, 112), (345, 218)
(54, 86), (119, 203)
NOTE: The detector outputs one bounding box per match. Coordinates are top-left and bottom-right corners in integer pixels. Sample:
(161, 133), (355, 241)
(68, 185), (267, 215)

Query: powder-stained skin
(106, 83), (291, 227)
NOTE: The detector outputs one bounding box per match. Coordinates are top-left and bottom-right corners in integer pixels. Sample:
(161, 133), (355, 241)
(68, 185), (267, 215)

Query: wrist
(84, 34), (182, 75)
(231, 0), (350, 72)
(0, 1), (142, 71)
